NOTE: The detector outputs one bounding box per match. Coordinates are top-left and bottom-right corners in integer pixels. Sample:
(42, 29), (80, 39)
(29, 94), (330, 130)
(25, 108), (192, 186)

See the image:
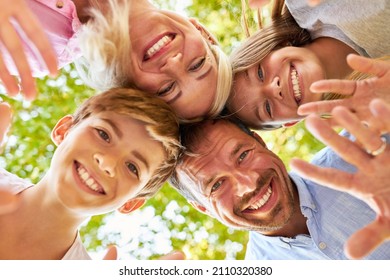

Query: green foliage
(1, 0), (326, 260)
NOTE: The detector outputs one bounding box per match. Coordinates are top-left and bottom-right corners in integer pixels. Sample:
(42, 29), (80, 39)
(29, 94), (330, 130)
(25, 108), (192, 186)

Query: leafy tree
(0, 0), (324, 260)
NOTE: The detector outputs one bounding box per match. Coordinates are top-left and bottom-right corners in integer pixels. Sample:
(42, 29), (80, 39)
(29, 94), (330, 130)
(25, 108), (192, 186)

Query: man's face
(178, 120), (297, 235)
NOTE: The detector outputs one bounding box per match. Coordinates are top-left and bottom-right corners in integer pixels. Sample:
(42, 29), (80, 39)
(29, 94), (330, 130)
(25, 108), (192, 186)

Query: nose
(266, 76), (283, 100)
(161, 53), (183, 75)
(94, 153), (116, 177)
(233, 170), (258, 197)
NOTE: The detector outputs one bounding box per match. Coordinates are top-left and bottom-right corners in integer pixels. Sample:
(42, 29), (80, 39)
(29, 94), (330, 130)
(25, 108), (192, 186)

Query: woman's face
(128, 10), (218, 120)
(229, 46), (325, 129)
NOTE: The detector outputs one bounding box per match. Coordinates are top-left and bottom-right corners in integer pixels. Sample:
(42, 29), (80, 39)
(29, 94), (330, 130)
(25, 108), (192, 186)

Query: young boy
(0, 88), (181, 259)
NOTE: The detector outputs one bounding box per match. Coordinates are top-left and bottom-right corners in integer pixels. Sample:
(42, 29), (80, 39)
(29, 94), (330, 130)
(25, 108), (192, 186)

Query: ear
(118, 198), (146, 214)
(189, 18), (217, 45)
(51, 115), (74, 145)
(189, 201), (208, 214)
(251, 131), (267, 147)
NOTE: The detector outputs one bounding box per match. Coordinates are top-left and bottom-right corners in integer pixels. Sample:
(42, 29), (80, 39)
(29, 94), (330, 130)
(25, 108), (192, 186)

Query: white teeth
(247, 187), (272, 210)
(291, 68), (302, 103)
(76, 165), (104, 194)
(146, 35), (172, 59)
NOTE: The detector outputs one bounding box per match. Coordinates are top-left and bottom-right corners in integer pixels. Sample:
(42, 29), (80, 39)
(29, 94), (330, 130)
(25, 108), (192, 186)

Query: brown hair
(230, 0), (311, 75)
(72, 87), (182, 198)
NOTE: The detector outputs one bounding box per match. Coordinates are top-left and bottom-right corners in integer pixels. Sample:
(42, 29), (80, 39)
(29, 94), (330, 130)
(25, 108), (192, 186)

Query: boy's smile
(48, 112), (165, 215)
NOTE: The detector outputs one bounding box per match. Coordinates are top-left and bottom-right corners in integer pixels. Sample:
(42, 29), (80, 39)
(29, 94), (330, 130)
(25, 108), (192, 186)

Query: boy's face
(49, 112), (165, 215)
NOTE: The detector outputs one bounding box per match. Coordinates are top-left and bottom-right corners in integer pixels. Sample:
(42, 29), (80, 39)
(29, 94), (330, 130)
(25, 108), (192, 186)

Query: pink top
(1, 0), (82, 77)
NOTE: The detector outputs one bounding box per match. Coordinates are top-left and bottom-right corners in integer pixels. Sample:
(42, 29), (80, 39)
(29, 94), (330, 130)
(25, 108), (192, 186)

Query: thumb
(158, 251), (186, 260)
(344, 220), (390, 259)
(102, 245), (118, 260)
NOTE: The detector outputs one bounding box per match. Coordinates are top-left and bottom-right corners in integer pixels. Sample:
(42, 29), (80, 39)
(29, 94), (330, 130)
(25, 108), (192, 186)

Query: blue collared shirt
(245, 132), (390, 260)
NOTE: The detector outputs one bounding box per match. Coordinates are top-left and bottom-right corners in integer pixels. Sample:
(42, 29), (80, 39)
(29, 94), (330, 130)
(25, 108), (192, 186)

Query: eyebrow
(167, 91), (182, 105)
(101, 118), (123, 138)
(230, 143), (245, 161)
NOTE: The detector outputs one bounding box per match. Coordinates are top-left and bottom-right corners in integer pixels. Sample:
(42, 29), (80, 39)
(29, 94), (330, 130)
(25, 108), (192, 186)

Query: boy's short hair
(72, 87), (182, 198)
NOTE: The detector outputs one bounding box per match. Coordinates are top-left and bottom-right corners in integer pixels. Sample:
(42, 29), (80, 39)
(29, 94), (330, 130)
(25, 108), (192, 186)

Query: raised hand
(291, 99), (390, 259)
(248, 0), (271, 9)
(298, 54), (390, 122)
(0, 0), (58, 100)
(0, 102), (12, 147)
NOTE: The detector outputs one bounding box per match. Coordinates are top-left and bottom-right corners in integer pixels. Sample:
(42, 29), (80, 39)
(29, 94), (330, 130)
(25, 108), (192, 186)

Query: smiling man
(170, 115), (390, 260)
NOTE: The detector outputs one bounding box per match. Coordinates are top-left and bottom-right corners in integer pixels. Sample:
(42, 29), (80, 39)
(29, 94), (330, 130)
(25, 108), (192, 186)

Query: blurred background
(0, 0), (325, 260)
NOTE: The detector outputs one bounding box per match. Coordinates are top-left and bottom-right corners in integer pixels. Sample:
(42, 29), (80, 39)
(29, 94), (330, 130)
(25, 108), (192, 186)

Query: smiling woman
(0, 0), (232, 122)
(228, 0), (390, 130)
(76, 0), (232, 121)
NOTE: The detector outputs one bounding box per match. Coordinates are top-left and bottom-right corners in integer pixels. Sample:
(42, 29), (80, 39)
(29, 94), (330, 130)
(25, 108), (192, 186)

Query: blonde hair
(75, 0), (232, 123)
(72, 88), (182, 198)
(75, 0), (133, 91)
(179, 42), (233, 124)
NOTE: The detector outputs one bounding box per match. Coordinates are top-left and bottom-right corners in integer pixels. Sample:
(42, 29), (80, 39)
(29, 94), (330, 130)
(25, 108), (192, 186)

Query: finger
(332, 106), (385, 157)
(14, 11), (58, 77)
(304, 114), (371, 167)
(298, 99), (348, 116)
(307, 0), (322, 6)
(347, 54), (389, 78)
(0, 55), (19, 96)
(310, 79), (357, 95)
(0, 102), (12, 145)
(369, 99), (390, 132)
(0, 21), (36, 100)
(158, 251), (186, 260)
(290, 158), (355, 193)
(344, 220), (390, 259)
(0, 190), (20, 214)
(102, 246), (118, 260)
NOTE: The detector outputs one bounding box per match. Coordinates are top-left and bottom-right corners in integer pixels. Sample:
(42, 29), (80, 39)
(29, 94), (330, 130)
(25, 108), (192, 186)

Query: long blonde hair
(75, 0), (232, 123)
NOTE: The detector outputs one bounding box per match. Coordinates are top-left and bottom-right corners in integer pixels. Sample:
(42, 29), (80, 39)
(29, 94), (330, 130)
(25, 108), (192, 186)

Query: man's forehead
(180, 120), (251, 181)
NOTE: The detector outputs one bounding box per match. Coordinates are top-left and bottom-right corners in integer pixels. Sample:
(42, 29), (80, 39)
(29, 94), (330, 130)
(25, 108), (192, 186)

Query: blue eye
(211, 179), (223, 193)
(96, 129), (110, 142)
(257, 65), (264, 81)
(189, 57), (205, 71)
(126, 162), (139, 178)
(157, 82), (175, 97)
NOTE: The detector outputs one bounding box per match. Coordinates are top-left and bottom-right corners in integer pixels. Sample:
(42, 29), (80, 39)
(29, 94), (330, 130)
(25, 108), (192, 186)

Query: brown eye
(238, 150), (249, 163)
(126, 162), (139, 178)
(211, 179), (224, 193)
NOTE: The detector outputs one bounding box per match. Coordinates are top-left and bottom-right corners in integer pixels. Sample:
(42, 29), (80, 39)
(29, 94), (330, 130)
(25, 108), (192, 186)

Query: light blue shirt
(245, 131), (390, 260)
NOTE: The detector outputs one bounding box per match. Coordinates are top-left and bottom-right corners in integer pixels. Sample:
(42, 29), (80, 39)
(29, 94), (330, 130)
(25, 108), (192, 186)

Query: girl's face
(128, 10), (218, 120)
(228, 46), (325, 129)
